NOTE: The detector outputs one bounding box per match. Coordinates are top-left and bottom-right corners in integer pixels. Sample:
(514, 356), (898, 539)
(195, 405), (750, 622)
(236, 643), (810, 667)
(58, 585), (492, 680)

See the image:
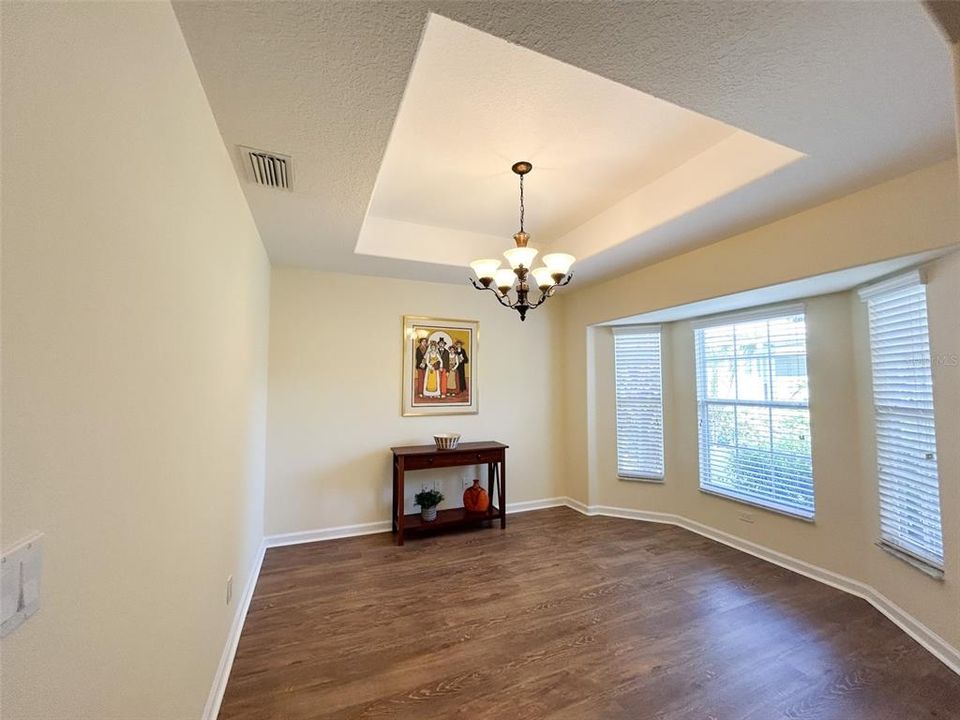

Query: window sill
(618, 475), (664, 484)
(699, 487), (815, 523)
(876, 541), (944, 580)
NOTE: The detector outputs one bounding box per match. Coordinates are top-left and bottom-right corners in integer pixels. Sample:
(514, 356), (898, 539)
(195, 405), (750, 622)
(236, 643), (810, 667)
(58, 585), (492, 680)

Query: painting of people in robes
(402, 316), (478, 416)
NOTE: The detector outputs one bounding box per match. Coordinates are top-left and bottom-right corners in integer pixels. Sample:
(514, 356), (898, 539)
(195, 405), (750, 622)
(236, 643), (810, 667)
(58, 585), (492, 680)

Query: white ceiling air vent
(239, 146), (292, 190)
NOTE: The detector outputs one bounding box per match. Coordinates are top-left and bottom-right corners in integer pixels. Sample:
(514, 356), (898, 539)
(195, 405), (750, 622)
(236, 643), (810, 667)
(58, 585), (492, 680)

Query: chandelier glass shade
(494, 268), (517, 290)
(503, 246), (538, 270)
(469, 161), (574, 321)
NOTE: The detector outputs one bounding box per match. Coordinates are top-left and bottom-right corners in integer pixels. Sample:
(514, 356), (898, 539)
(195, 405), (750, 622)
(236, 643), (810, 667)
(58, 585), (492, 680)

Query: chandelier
(469, 161), (574, 321)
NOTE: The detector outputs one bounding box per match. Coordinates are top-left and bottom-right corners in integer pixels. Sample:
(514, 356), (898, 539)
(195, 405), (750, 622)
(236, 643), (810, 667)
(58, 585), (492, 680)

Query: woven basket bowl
(433, 433), (461, 450)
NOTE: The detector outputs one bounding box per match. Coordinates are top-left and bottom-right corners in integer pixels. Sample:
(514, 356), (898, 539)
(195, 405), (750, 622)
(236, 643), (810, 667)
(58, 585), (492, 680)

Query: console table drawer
(471, 450), (503, 464)
(403, 449), (502, 470)
(402, 454), (439, 470)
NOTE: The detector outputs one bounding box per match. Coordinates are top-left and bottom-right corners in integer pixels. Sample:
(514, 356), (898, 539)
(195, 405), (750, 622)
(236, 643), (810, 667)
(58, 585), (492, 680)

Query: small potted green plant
(414, 488), (444, 522)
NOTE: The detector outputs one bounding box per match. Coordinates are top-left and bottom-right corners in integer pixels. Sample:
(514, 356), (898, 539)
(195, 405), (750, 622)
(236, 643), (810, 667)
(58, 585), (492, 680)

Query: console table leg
(397, 461), (405, 545)
(487, 462), (495, 525)
(499, 458), (506, 529)
(392, 461), (398, 533)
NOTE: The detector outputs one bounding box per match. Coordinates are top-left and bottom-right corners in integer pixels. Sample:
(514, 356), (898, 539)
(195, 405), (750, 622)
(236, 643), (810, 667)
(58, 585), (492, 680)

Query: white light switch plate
(1, 533), (43, 637)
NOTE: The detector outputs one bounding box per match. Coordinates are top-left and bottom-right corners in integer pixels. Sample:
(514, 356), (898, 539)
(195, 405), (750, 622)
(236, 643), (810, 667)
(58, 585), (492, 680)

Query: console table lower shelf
(391, 441), (508, 545)
(402, 507), (502, 534)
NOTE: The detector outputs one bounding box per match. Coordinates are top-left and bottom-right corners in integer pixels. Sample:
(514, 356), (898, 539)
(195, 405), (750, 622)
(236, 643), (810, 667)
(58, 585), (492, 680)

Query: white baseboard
(506, 497), (568, 514)
(202, 540), (265, 720)
(265, 520), (392, 548)
(563, 496), (590, 515)
(865, 591), (960, 675)
(264, 499), (568, 549)
(591, 504), (679, 525)
(559, 497), (960, 677)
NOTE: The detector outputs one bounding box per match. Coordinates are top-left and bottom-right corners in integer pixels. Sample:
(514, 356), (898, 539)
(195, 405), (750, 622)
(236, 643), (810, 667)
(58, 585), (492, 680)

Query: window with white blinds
(694, 305), (814, 519)
(613, 326), (664, 480)
(859, 271), (943, 569)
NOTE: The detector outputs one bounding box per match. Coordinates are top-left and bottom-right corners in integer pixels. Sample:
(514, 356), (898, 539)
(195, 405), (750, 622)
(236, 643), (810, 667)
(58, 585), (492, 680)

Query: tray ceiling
(173, 1), (956, 285)
(355, 15), (801, 269)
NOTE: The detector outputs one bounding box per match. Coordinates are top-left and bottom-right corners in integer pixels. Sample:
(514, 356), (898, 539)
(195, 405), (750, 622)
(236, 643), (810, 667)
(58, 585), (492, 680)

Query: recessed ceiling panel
(356, 14), (803, 268)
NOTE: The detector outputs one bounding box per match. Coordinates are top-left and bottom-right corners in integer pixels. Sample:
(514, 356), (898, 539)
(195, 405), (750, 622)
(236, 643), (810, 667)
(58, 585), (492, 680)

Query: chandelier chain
(519, 173), (525, 233)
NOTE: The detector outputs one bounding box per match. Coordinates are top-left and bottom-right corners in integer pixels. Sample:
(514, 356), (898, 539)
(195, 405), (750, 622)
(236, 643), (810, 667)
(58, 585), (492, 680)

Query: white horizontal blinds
(613, 326), (664, 480)
(860, 273), (943, 568)
(694, 305), (814, 519)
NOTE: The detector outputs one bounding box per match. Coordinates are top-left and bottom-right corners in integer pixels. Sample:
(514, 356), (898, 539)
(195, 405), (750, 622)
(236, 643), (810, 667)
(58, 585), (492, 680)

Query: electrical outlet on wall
(226, 575), (233, 605)
(1, 534), (43, 638)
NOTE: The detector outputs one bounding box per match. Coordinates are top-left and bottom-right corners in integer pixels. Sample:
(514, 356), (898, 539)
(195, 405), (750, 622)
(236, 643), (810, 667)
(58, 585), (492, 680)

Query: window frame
(613, 325), (665, 482)
(693, 303), (816, 521)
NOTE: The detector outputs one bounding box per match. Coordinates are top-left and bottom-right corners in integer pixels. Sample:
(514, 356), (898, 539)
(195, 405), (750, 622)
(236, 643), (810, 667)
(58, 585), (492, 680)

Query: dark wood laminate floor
(220, 507), (960, 720)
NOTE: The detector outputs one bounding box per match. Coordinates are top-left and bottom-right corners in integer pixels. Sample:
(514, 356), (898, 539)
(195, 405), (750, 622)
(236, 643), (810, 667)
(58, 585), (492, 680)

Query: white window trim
(611, 325), (662, 336)
(694, 304), (815, 520)
(876, 541), (944, 581)
(700, 486), (815, 522)
(613, 324), (665, 482)
(691, 302), (806, 331)
(857, 267), (926, 301)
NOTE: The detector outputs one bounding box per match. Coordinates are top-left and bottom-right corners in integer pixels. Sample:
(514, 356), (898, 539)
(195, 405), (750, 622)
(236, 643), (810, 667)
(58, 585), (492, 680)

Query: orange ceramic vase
(463, 479), (490, 513)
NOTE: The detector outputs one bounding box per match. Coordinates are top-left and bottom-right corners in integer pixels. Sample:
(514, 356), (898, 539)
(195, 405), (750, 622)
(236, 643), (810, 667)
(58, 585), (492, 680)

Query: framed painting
(402, 316), (479, 416)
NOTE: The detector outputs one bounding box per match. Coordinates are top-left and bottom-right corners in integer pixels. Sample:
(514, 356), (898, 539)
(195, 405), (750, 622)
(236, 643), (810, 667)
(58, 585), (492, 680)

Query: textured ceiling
(173, 1), (956, 286)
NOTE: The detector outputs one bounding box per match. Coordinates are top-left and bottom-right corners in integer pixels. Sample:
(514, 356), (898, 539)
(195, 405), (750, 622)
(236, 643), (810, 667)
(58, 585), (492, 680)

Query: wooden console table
(390, 441), (508, 545)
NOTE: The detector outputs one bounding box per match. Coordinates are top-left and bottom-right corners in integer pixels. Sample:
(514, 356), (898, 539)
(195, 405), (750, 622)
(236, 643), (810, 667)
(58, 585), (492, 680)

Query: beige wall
(1, 4), (270, 720)
(563, 162), (960, 655)
(954, 42), (960, 162)
(265, 267), (564, 536)
(561, 159), (958, 504)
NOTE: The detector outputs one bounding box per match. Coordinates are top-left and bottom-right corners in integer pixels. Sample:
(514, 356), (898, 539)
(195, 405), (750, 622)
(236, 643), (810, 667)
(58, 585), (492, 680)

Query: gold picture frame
(402, 315), (479, 416)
